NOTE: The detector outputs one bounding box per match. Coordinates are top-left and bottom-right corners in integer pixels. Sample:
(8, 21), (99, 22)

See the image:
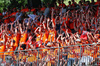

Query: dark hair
(13, 40), (15, 43)
(21, 44), (26, 50)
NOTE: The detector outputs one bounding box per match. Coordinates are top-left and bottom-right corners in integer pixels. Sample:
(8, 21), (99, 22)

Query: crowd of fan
(0, 0), (100, 66)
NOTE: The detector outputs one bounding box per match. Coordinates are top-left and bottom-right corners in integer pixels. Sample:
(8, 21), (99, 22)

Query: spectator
(2, 8), (7, 16)
(0, 1), (99, 66)
(43, 5), (50, 17)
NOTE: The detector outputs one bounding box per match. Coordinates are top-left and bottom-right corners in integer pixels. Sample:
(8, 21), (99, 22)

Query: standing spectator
(2, 8), (7, 16)
(71, 0), (77, 7)
(68, 1), (72, 8)
(15, 9), (23, 23)
(43, 5), (50, 17)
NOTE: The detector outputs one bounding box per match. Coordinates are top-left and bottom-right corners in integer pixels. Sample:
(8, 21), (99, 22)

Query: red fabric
(41, 7), (45, 11)
(0, 13), (2, 16)
(36, 44), (39, 48)
(4, 15), (10, 23)
(59, 4), (66, 7)
(80, 31), (88, 40)
(52, 18), (55, 26)
(63, 28), (71, 33)
(10, 12), (16, 22)
(97, 62), (100, 66)
(21, 8), (29, 12)
(71, 2), (77, 7)
(31, 9), (36, 12)
(10, 17), (15, 22)
(0, 33), (2, 38)
(35, 40), (42, 47)
(70, 22), (74, 29)
(11, 12), (17, 16)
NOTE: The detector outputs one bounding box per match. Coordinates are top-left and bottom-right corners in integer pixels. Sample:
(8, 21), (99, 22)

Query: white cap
(76, 39), (81, 42)
(92, 42), (96, 44)
(0, 41), (4, 43)
(47, 42), (52, 46)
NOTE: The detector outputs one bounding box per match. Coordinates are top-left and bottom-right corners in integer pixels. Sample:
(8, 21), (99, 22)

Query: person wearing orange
(13, 33), (21, 49)
(19, 23), (28, 44)
(73, 46), (80, 59)
(0, 41), (6, 59)
(67, 47), (76, 66)
(34, 26), (42, 42)
(42, 29), (49, 44)
(4, 40), (15, 56)
(47, 18), (56, 43)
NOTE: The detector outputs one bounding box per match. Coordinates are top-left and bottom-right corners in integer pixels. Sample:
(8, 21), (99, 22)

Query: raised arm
(43, 21), (46, 29)
(74, 20), (78, 31)
(51, 8), (54, 20)
(95, 28), (98, 34)
(47, 18), (50, 31)
(19, 23), (23, 34)
(23, 19), (26, 30)
(65, 29), (69, 38)
(34, 27), (40, 35)
(86, 19), (90, 29)
(55, 16), (58, 25)
(66, 10), (70, 21)
(56, 34), (62, 43)
(40, 15), (43, 24)
(0, 24), (3, 32)
(95, 17), (97, 28)
(10, 22), (14, 33)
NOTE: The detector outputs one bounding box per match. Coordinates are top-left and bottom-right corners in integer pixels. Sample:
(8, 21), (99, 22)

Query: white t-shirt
(2, 11), (7, 16)
(80, 56), (93, 66)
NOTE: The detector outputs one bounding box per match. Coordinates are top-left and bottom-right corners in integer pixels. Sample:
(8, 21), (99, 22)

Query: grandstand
(0, 0), (100, 66)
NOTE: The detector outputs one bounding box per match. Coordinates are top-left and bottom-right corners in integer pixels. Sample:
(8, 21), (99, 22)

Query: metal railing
(0, 43), (100, 66)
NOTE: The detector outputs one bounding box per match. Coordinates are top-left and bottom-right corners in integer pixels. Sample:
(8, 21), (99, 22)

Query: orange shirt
(42, 31), (49, 43)
(0, 45), (6, 57)
(68, 50), (75, 58)
(20, 33), (28, 44)
(28, 55), (36, 62)
(13, 33), (21, 46)
(22, 33), (28, 42)
(36, 34), (42, 42)
(84, 48), (91, 55)
(91, 47), (99, 58)
(4, 47), (14, 55)
(48, 30), (56, 42)
(74, 47), (80, 58)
